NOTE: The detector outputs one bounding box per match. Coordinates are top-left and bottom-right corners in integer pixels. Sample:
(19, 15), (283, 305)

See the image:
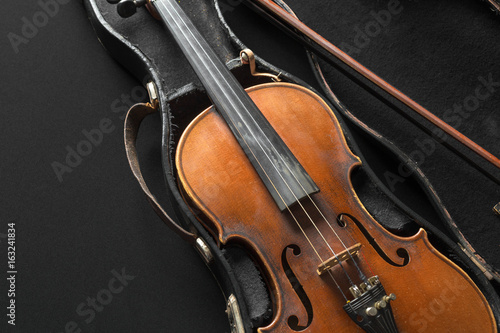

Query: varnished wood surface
(176, 82), (496, 332)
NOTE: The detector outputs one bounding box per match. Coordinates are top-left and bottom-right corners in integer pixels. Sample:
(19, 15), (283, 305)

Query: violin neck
(152, 0), (319, 210)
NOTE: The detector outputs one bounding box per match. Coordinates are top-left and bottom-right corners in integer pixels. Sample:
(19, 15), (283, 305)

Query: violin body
(176, 82), (495, 332)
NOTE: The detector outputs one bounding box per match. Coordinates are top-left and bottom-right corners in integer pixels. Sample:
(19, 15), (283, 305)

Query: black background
(1, 0), (499, 332)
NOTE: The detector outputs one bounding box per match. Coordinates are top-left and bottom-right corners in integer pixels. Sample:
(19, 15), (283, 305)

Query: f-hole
(344, 214), (410, 267)
(281, 245), (313, 331)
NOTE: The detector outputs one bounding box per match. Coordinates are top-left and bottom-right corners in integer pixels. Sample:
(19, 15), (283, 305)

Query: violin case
(83, 0), (500, 331)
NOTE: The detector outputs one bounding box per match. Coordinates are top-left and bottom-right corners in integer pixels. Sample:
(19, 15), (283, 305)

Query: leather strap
(124, 102), (197, 243)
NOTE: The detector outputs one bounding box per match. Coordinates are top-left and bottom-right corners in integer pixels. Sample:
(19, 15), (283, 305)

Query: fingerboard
(152, 0), (319, 211)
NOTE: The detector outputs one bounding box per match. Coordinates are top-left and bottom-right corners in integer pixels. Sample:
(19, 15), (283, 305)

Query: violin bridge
(317, 243), (362, 276)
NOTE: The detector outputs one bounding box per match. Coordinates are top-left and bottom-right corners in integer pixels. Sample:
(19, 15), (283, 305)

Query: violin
(107, 0), (497, 331)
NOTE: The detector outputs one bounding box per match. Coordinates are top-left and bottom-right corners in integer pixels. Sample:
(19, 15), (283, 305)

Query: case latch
(195, 238), (214, 264)
(226, 294), (245, 333)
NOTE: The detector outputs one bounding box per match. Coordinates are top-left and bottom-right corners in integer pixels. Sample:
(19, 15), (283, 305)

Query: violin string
(278, 182), (368, 282)
(214, 130), (349, 299)
(223, 129), (349, 300)
(159, 0), (360, 291)
(245, 148), (350, 300)
(340, 215), (376, 283)
(282, 205), (349, 301)
(161, 0), (360, 287)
